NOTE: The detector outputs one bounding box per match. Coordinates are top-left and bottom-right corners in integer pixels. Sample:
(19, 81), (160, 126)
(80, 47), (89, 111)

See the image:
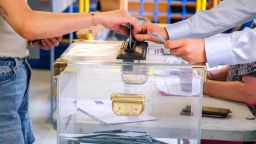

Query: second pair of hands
(134, 22), (207, 64)
(101, 12), (206, 65)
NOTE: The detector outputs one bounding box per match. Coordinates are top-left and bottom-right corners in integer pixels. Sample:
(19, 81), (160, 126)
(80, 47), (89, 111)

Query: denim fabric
(0, 57), (35, 144)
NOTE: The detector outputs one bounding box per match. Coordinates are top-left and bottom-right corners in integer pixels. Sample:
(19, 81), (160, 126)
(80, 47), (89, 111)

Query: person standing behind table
(0, 1), (139, 144)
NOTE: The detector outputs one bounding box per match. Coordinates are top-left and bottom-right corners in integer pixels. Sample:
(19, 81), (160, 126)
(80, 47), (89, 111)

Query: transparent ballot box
(56, 41), (206, 144)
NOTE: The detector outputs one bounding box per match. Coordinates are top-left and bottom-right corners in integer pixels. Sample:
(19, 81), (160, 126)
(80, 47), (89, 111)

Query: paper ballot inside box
(156, 77), (201, 96)
(78, 100), (157, 125)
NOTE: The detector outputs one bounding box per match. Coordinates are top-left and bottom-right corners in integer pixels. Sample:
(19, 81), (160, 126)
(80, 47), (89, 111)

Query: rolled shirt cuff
(205, 34), (235, 68)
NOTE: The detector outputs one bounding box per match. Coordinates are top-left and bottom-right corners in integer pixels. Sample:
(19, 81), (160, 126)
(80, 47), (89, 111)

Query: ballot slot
(117, 41), (148, 61)
(116, 24), (148, 61)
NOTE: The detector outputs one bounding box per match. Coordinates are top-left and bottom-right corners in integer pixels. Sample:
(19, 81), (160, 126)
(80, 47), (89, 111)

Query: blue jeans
(0, 57), (35, 144)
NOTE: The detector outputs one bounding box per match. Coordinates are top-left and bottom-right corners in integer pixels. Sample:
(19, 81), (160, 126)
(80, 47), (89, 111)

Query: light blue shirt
(166, 0), (256, 67)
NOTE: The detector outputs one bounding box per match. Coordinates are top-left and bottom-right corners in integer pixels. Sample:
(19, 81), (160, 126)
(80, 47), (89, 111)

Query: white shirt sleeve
(205, 28), (256, 67)
(165, 0), (256, 67)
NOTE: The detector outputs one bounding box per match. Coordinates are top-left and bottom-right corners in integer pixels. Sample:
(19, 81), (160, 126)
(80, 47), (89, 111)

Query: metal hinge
(111, 93), (145, 116)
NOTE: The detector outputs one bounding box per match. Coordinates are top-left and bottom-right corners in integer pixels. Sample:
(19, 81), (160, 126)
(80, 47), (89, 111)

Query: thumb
(115, 25), (129, 35)
(134, 34), (145, 42)
(134, 34), (163, 44)
(165, 39), (183, 49)
(134, 34), (153, 42)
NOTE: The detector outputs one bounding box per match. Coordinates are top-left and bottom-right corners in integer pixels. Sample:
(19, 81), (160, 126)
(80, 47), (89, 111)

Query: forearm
(21, 11), (93, 40)
(1, 1), (93, 40)
(207, 66), (229, 81)
(205, 28), (256, 67)
(1, 0), (137, 40)
(204, 80), (252, 104)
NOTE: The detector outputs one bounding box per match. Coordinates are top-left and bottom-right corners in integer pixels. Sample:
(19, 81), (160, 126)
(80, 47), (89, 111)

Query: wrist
(161, 27), (169, 41)
(150, 24), (169, 41)
(203, 80), (209, 95)
(93, 12), (102, 26)
(207, 71), (215, 80)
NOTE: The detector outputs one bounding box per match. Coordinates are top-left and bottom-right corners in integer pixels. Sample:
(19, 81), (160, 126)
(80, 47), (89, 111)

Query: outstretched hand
(134, 21), (169, 44)
(98, 9), (138, 35)
(164, 38), (207, 64)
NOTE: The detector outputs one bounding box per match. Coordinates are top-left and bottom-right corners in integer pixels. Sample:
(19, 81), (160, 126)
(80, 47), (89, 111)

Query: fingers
(164, 39), (188, 61)
(44, 39), (55, 49)
(164, 40), (183, 50)
(39, 40), (51, 50)
(134, 23), (149, 41)
(39, 40), (53, 50)
(135, 22), (167, 44)
(39, 40), (48, 49)
(130, 17), (139, 35)
(134, 34), (146, 42)
(135, 22), (158, 42)
(56, 36), (63, 41)
(119, 9), (138, 35)
(39, 36), (62, 50)
(169, 48), (185, 57)
(101, 9), (139, 36)
(126, 18), (138, 36)
(138, 21), (151, 33)
(136, 23), (144, 35)
(164, 40), (184, 57)
(135, 22), (151, 37)
(134, 34), (163, 44)
(116, 25), (129, 35)
(49, 37), (60, 47)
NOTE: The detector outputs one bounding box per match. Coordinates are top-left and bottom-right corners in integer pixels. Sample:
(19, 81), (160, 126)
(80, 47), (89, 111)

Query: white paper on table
(78, 100), (157, 125)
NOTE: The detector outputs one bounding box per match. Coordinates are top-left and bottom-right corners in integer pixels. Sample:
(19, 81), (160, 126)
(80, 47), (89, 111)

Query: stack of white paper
(78, 100), (157, 125)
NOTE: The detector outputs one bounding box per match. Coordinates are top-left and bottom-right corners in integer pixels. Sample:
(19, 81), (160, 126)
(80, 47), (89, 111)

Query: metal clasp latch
(54, 58), (68, 76)
(53, 58), (68, 97)
(111, 93), (145, 116)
